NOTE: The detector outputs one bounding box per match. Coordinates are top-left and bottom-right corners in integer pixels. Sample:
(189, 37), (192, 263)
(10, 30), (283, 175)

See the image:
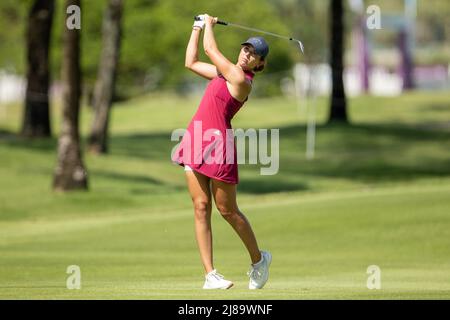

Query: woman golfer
(172, 14), (271, 289)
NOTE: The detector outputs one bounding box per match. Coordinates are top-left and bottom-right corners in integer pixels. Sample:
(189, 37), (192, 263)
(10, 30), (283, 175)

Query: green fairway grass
(1, 91), (450, 299)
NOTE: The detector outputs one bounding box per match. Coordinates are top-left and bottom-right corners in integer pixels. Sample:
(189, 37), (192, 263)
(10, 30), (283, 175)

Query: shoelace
(210, 271), (225, 281)
(247, 267), (262, 280)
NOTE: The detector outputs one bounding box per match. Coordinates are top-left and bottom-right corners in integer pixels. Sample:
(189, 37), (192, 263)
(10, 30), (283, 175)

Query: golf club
(194, 16), (305, 54)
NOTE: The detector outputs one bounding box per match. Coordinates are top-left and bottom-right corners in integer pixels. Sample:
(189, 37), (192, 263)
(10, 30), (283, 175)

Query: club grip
(194, 16), (228, 25)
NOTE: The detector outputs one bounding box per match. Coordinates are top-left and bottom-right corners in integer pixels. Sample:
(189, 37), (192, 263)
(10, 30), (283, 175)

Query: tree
(0, 0), (294, 98)
(328, 0), (348, 124)
(53, 0), (88, 191)
(88, 0), (123, 154)
(21, 0), (54, 137)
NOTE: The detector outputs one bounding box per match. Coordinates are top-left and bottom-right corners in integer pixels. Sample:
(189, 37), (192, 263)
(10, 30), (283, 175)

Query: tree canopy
(1, 0), (449, 97)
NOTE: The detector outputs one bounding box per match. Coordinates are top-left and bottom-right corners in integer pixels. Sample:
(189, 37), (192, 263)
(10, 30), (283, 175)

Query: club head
(288, 38), (304, 54)
(295, 40), (305, 54)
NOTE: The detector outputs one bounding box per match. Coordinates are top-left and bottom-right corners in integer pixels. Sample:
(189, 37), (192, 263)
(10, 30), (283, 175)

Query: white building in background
(290, 63), (449, 98)
(0, 71), (25, 104)
(292, 63), (404, 97)
(0, 71), (64, 107)
(368, 67), (403, 96)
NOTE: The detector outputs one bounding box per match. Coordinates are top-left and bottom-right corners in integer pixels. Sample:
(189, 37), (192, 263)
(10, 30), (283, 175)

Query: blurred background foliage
(0, 0), (449, 98)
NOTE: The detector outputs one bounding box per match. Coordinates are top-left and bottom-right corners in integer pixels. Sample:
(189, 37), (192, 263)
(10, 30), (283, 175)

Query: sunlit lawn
(1, 91), (450, 299)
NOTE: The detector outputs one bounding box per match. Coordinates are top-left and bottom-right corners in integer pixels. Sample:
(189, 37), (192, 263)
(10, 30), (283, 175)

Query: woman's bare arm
(203, 16), (249, 88)
(185, 27), (218, 80)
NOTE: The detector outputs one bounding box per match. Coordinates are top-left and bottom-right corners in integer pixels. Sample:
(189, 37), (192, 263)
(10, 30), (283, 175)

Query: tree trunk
(328, 0), (348, 124)
(53, 0), (88, 191)
(22, 0), (54, 138)
(88, 0), (123, 154)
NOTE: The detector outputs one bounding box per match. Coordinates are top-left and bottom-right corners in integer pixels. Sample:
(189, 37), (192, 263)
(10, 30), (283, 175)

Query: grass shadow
(237, 177), (309, 194)
(0, 130), (58, 152)
(93, 169), (164, 185)
(3, 121), (450, 193)
(280, 122), (450, 183)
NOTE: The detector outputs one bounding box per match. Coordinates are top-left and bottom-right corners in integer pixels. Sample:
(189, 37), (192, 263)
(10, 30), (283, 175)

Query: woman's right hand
(204, 14), (218, 27)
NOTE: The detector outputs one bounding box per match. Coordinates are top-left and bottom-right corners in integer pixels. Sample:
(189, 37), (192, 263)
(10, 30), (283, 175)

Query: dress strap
(244, 71), (255, 83)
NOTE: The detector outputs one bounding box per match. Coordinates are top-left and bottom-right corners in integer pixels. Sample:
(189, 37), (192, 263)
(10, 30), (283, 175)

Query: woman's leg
(185, 170), (214, 274)
(211, 179), (262, 264)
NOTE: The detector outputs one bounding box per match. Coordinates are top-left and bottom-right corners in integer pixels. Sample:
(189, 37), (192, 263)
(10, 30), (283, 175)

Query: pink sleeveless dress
(172, 71), (255, 184)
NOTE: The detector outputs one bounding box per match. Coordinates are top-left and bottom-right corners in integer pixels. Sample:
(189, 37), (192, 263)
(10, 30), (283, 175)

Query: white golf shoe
(248, 251), (272, 289)
(202, 269), (234, 289)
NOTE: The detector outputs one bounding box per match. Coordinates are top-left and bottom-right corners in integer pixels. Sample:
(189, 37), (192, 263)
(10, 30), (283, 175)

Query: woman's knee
(216, 203), (239, 220)
(193, 198), (211, 219)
